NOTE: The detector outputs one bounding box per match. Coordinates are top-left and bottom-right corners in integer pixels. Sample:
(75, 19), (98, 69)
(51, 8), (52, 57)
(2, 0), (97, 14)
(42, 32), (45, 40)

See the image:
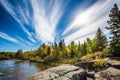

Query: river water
(0, 60), (45, 80)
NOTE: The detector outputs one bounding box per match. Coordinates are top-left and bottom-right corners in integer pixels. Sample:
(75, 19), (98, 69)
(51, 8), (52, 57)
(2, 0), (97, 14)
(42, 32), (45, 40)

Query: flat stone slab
(46, 64), (80, 76)
(28, 71), (59, 80)
(53, 76), (70, 80)
(75, 61), (94, 69)
(28, 64), (85, 80)
(95, 67), (120, 80)
(64, 69), (87, 80)
(110, 62), (120, 69)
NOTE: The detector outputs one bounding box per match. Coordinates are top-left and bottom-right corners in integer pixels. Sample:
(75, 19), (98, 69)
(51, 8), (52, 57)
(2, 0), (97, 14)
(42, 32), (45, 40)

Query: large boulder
(28, 71), (59, 80)
(28, 64), (87, 80)
(95, 67), (120, 80)
(64, 69), (87, 80)
(53, 76), (70, 80)
(75, 61), (94, 69)
(109, 62), (120, 69)
(46, 64), (80, 76)
(87, 71), (95, 78)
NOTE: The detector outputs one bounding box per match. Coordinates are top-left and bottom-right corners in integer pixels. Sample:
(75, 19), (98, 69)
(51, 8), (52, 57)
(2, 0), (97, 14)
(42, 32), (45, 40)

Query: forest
(0, 4), (120, 66)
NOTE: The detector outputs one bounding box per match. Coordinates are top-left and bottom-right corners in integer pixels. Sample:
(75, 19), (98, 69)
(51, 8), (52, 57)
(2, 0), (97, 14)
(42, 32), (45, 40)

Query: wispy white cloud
(0, 0), (36, 43)
(1, 0), (120, 46)
(0, 32), (18, 43)
(62, 0), (120, 44)
(0, 32), (33, 48)
(31, 0), (69, 43)
(17, 36), (33, 46)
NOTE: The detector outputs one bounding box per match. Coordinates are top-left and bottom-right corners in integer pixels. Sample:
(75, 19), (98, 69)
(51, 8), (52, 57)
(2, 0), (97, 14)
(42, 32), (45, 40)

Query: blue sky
(0, 0), (120, 52)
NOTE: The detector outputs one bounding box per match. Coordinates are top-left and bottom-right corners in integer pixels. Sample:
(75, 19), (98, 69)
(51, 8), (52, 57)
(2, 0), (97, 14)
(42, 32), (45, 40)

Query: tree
(86, 38), (93, 53)
(70, 41), (76, 57)
(106, 4), (120, 56)
(16, 49), (23, 59)
(59, 39), (65, 50)
(80, 41), (87, 56)
(95, 27), (107, 52)
(47, 46), (54, 56)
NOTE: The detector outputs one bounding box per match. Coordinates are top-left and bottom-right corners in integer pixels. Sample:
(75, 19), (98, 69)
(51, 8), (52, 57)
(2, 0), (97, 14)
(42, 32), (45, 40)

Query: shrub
(81, 52), (103, 61)
(80, 51), (111, 61)
(93, 59), (108, 72)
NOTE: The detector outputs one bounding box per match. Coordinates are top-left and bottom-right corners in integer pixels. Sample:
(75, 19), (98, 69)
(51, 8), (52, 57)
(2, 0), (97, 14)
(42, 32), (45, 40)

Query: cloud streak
(0, 0), (120, 48)
(0, 32), (18, 43)
(62, 0), (120, 44)
(31, 0), (69, 43)
(0, 0), (36, 43)
(0, 31), (34, 48)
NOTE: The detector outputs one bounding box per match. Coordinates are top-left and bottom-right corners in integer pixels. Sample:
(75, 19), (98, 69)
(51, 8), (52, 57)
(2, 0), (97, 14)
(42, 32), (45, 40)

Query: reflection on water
(0, 60), (45, 80)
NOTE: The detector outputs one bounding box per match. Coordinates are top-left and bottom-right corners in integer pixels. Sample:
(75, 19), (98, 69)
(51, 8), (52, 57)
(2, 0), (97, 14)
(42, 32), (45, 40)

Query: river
(0, 60), (46, 80)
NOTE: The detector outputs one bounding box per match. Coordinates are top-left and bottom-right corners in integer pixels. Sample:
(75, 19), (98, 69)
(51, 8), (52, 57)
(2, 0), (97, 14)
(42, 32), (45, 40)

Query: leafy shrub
(81, 52), (103, 61)
(44, 55), (59, 63)
(93, 59), (108, 72)
(80, 50), (111, 61)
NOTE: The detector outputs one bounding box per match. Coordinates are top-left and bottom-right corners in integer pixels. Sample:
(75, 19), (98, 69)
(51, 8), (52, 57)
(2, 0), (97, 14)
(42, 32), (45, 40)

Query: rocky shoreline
(28, 59), (120, 80)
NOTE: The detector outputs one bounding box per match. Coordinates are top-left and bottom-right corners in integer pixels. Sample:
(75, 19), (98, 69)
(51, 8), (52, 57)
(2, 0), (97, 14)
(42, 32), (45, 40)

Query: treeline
(0, 4), (120, 64)
(0, 52), (15, 60)
(20, 27), (109, 63)
(0, 27), (109, 64)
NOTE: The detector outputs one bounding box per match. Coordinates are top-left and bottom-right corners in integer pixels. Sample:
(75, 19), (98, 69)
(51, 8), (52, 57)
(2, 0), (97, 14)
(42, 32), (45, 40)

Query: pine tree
(59, 39), (65, 50)
(95, 27), (107, 52)
(106, 4), (120, 56)
(16, 49), (23, 59)
(80, 41), (87, 55)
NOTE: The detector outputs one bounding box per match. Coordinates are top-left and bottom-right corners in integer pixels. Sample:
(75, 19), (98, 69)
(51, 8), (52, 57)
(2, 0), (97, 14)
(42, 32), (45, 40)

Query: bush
(81, 52), (103, 61)
(93, 59), (108, 72)
(29, 56), (43, 63)
(80, 51), (111, 61)
(44, 55), (59, 63)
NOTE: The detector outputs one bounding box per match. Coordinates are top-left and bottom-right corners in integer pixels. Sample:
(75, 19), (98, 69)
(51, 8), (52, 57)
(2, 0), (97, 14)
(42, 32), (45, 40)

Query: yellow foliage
(93, 59), (108, 72)
(65, 47), (71, 57)
(81, 52), (103, 61)
(49, 46), (54, 56)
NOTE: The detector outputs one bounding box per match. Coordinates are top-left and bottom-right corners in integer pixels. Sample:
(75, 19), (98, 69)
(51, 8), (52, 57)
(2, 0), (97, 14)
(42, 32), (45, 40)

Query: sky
(0, 0), (120, 52)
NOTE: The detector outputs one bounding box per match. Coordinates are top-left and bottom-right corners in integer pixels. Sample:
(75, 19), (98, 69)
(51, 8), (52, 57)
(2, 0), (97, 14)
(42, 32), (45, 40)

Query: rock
(87, 77), (94, 80)
(28, 71), (59, 80)
(28, 64), (86, 80)
(64, 69), (87, 80)
(53, 76), (70, 80)
(75, 61), (94, 69)
(87, 71), (95, 78)
(109, 62), (120, 69)
(46, 64), (80, 76)
(95, 67), (120, 80)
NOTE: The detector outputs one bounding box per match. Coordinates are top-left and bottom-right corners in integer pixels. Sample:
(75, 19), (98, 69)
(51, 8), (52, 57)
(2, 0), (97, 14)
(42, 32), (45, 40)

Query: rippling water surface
(0, 60), (42, 80)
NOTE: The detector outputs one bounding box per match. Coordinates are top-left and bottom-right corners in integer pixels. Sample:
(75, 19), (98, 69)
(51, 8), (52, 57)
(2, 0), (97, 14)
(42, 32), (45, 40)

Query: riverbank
(28, 58), (120, 80)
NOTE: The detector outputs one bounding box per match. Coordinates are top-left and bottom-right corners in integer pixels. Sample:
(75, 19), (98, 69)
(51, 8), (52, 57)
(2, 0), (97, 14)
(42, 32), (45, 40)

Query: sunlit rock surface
(95, 67), (120, 80)
(28, 60), (120, 80)
(28, 64), (86, 80)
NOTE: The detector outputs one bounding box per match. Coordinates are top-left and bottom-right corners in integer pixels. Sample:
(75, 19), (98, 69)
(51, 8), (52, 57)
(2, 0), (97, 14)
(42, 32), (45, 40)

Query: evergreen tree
(16, 49), (23, 59)
(106, 4), (120, 56)
(80, 42), (87, 55)
(95, 27), (107, 52)
(70, 41), (75, 57)
(54, 42), (57, 48)
(59, 39), (65, 50)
